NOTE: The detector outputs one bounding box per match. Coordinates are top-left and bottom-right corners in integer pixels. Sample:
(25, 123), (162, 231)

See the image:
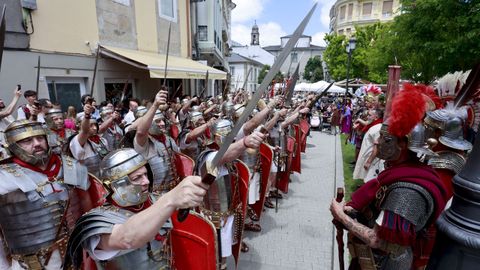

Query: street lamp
(345, 37), (356, 100)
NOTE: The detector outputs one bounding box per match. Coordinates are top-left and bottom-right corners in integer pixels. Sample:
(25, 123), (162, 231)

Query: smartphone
(17, 84), (21, 90)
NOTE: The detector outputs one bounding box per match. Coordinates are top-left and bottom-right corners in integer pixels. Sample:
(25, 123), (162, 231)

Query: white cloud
(258, 22), (287, 46)
(231, 24), (251, 46)
(232, 0), (265, 23)
(318, 0), (336, 31)
(311, 32), (327, 47)
(232, 21), (286, 47)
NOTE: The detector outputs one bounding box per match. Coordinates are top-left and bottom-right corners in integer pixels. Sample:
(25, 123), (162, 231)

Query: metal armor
(65, 203), (171, 270)
(46, 128), (75, 155)
(149, 137), (179, 193)
(197, 151), (240, 229)
(102, 125), (123, 150)
(349, 182), (435, 270)
(83, 139), (109, 177)
(240, 147), (259, 173)
(0, 162), (83, 270)
(428, 150), (466, 175)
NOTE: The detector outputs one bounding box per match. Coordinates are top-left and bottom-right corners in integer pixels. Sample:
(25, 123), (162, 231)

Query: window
(339, 5), (346, 20)
(346, 28), (351, 35)
(112, 0), (130, 6)
(291, 52), (298, 63)
(198, 25), (207, 41)
(362, 2), (372, 16)
(47, 77), (86, 113)
(338, 29), (344, 35)
(230, 66), (235, 75)
(347, 3), (353, 19)
(158, 0), (177, 21)
(382, 0), (393, 16)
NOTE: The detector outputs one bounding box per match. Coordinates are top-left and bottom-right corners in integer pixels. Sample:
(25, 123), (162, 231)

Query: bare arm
(135, 91), (166, 147)
(98, 176), (208, 250)
(0, 88), (22, 119)
(330, 200), (385, 249)
(77, 104), (95, 146)
(243, 106), (271, 134)
(203, 104), (217, 116)
(280, 111), (299, 129)
(185, 118), (215, 144)
(98, 112), (120, 134)
(218, 131), (265, 165)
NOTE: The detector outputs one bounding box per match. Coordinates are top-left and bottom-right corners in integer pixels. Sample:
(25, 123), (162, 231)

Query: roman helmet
(44, 108), (65, 130)
(212, 119), (233, 146)
(5, 120), (51, 165)
(189, 111), (205, 128)
(100, 106), (114, 122)
(100, 148), (149, 207)
(149, 110), (166, 135)
(233, 104), (245, 121)
(377, 83), (430, 161)
(221, 101), (235, 119)
(134, 106), (148, 119)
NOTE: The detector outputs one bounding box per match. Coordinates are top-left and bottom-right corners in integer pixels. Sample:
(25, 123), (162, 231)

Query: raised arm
(98, 175), (208, 250)
(135, 90), (167, 147)
(218, 130), (265, 165)
(0, 88), (22, 119)
(77, 103), (95, 146)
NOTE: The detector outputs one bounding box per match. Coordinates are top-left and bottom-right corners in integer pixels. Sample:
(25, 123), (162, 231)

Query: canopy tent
(294, 80), (345, 93)
(100, 45), (227, 80)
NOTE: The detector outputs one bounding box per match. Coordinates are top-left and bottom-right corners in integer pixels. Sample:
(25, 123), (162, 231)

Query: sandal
(248, 207), (260, 221)
(264, 198), (274, 209)
(244, 222), (262, 232)
(269, 190), (283, 199)
(241, 241), (249, 253)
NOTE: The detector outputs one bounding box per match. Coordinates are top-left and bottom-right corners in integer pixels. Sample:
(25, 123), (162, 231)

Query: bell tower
(251, 20), (259, 46)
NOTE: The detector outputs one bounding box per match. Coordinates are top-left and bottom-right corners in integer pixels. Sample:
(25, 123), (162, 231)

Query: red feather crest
(388, 83), (428, 137)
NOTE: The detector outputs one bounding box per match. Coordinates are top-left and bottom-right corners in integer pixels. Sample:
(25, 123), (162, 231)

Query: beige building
(0, 0), (227, 113)
(329, 0), (401, 35)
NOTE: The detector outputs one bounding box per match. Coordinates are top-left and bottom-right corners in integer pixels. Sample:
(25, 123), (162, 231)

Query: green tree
(303, 56), (324, 82)
(274, 71), (284, 82)
(258, 65), (270, 84)
(323, 33), (347, 81)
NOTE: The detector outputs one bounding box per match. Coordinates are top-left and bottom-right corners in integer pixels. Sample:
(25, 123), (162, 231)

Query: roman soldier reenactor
(0, 120), (93, 269)
(44, 108), (76, 154)
(64, 148), (209, 270)
(134, 90), (183, 193)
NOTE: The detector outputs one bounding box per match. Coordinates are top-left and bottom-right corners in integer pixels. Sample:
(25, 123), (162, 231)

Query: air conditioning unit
(21, 0), (37, 10)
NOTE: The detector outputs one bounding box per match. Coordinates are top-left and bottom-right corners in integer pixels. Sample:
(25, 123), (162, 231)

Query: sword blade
(163, 23), (172, 87)
(35, 56), (41, 93)
(241, 67), (253, 91)
(285, 64), (300, 106)
(211, 3), (318, 167)
(0, 5), (6, 72)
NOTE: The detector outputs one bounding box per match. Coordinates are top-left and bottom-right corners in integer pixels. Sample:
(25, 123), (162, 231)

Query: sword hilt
(177, 173), (216, 222)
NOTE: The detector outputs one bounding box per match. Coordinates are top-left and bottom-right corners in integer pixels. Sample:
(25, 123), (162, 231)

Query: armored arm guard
(64, 207), (129, 269)
(381, 182), (435, 232)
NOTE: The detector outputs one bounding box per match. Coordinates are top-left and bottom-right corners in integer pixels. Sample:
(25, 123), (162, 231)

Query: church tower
(251, 21), (259, 46)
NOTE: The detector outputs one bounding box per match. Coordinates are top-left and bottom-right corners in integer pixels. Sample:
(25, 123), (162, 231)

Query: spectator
(64, 106), (77, 130)
(16, 90), (37, 120)
(123, 98), (139, 126)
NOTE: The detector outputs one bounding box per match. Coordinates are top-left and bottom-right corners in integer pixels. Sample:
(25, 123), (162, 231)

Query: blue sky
(231, 0), (335, 47)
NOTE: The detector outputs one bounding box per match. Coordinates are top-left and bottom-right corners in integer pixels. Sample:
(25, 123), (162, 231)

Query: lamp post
(345, 37), (356, 100)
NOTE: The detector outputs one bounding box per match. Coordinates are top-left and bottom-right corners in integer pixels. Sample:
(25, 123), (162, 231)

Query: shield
(170, 124), (180, 142)
(173, 151), (195, 177)
(291, 124), (302, 173)
(252, 143), (273, 220)
(231, 159), (250, 267)
(300, 118), (310, 153)
(171, 211), (218, 270)
(75, 174), (108, 213)
(277, 136), (295, 194)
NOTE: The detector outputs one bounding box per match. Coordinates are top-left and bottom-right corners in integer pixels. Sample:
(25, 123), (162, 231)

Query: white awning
(100, 45), (227, 80)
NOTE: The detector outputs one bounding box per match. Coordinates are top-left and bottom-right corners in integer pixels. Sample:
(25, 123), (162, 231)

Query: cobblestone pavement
(228, 130), (345, 270)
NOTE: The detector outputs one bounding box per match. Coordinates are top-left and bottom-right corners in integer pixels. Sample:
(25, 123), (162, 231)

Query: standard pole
(345, 50), (351, 103)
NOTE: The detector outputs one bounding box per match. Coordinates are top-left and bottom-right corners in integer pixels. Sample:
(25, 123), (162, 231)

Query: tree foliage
(258, 65), (270, 84)
(303, 56), (324, 82)
(323, 0), (480, 84)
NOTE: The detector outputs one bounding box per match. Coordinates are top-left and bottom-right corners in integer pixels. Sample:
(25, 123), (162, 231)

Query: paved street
(229, 130), (345, 270)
